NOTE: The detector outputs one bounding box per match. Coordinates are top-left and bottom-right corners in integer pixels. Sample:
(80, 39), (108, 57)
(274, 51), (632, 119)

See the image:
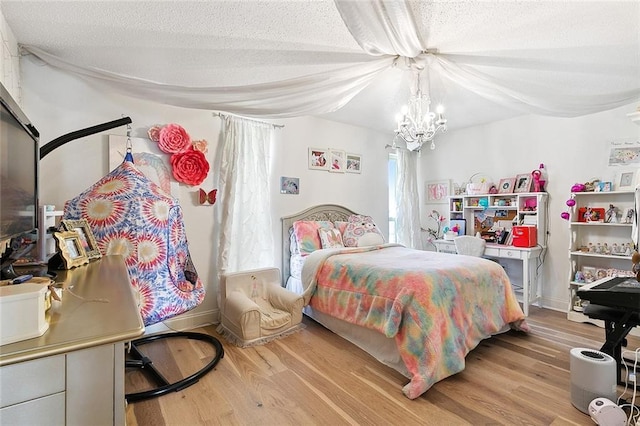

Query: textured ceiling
(2, 0), (639, 132)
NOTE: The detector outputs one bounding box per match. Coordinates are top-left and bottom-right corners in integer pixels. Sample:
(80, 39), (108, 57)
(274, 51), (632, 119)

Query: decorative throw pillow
(292, 220), (334, 256)
(318, 227), (344, 249)
(342, 215), (385, 247)
(334, 221), (348, 236)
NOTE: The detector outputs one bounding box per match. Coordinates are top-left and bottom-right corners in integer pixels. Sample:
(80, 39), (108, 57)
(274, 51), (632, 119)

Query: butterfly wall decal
(199, 188), (217, 205)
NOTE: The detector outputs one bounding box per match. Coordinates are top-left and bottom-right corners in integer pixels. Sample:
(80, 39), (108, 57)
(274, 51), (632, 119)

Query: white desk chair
(453, 235), (486, 257)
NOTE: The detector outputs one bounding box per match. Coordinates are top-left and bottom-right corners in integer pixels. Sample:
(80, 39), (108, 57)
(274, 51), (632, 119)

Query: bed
(281, 204), (528, 399)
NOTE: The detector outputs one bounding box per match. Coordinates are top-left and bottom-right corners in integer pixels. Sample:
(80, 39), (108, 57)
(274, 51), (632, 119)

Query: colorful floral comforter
(301, 244), (528, 399)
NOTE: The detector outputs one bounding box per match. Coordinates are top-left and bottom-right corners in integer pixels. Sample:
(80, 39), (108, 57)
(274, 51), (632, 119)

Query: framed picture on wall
(280, 176), (300, 194)
(308, 148), (329, 170)
(498, 177), (516, 194)
(328, 149), (346, 173)
(618, 170), (635, 190)
(425, 180), (451, 203)
(346, 153), (362, 173)
(514, 174), (532, 193)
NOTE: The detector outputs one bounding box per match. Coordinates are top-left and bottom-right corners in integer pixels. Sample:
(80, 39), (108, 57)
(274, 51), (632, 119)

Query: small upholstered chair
(219, 267), (304, 347)
(454, 235), (486, 257)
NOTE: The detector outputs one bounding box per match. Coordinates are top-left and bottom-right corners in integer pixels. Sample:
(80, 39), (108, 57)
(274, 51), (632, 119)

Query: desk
(0, 256), (144, 425)
(433, 240), (543, 316)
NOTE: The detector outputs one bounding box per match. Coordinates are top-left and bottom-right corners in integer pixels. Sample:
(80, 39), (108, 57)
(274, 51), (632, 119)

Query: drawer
(484, 247), (500, 257)
(0, 392), (65, 424)
(499, 249), (523, 259)
(0, 354), (65, 408)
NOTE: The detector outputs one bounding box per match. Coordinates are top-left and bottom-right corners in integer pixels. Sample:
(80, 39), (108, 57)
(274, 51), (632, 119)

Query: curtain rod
(212, 112), (284, 129)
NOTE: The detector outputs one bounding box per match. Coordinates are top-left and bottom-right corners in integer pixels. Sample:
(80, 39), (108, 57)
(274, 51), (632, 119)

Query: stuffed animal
(632, 251), (640, 281)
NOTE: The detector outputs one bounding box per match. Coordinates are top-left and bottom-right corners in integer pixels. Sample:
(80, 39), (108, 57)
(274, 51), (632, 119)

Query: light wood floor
(125, 307), (640, 425)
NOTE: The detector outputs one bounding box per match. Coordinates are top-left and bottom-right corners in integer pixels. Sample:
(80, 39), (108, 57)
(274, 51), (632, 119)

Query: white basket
(466, 173), (493, 195)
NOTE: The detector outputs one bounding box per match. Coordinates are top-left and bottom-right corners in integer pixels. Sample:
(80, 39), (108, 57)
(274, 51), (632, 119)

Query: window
(388, 153), (397, 243)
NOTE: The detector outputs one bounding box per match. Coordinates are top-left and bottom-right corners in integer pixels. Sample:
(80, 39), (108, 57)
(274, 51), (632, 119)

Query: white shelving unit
(566, 190), (636, 325)
(37, 207), (63, 262)
(447, 192), (548, 246)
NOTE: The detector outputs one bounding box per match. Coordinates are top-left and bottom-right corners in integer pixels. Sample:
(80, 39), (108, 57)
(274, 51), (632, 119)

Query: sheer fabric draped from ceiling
(21, 1), (639, 120)
(217, 115), (275, 274)
(394, 148), (423, 250)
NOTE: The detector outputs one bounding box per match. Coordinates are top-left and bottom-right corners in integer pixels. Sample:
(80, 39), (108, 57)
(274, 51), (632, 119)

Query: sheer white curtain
(394, 148), (423, 249)
(217, 115), (275, 275)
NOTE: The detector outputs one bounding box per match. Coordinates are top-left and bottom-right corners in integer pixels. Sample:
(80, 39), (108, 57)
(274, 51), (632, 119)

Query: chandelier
(393, 70), (447, 152)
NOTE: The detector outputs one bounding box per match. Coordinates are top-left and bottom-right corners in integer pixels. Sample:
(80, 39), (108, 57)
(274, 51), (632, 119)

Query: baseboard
(162, 308), (220, 331)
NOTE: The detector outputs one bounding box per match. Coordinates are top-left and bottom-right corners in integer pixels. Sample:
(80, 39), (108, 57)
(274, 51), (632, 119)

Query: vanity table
(0, 255), (144, 425)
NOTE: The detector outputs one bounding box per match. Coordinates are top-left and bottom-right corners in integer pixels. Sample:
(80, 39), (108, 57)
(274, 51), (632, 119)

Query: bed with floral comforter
(300, 243), (528, 399)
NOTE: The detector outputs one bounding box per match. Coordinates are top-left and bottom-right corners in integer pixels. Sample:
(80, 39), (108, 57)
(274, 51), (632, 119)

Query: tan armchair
(218, 267), (304, 347)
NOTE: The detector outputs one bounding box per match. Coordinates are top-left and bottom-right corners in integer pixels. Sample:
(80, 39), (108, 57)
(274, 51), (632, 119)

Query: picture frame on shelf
(53, 230), (90, 269)
(308, 147), (329, 170)
(449, 219), (466, 236)
(514, 174), (532, 193)
(581, 266), (597, 283)
(425, 180), (451, 204)
(60, 218), (102, 260)
(328, 149), (346, 173)
(497, 177), (516, 194)
(346, 153), (362, 173)
(596, 181), (612, 192)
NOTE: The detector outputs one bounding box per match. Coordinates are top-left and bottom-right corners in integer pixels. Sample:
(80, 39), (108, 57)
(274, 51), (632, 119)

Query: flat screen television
(0, 82), (40, 271)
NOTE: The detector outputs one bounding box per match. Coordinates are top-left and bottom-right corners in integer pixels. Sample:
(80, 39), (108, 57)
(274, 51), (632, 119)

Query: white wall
(0, 7), (20, 101)
(17, 56), (392, 327)
(419, 107), (640, 310)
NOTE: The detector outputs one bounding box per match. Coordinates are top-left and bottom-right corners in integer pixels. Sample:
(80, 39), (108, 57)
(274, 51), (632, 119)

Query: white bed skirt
(289, 275), (409, 378)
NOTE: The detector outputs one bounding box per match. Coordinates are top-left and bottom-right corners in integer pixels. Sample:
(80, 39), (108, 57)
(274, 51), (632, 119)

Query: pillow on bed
(292, 220), (334, 255)
(343, 215), (385, 247)
(334, 221), (348, 236)
(318, 227), (344, 249)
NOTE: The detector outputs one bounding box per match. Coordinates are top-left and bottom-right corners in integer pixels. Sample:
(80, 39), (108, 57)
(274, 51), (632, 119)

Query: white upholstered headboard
(280, 204), (358, 285)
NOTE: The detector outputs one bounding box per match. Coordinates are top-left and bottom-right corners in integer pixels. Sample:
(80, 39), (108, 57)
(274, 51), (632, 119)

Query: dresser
(0, 255), (144, 425)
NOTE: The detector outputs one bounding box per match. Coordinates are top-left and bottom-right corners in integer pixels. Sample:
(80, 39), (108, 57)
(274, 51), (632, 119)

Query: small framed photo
(581, 266), (597, 283)
(450, 219), (466, 236)
(596, 181), (612, 192)
(53, 230), (90, 269)
(61, 219), (102, 260)
(346, 153), (361, 174)
(498, 177), (516, 194)
(308, 148), (329, 170)
(514, 174), (532, 193)
(280, 176), (299, 195)
(622, 208), (635, 224)
(618, 171), (635, 190)
(328, 149), (346, 173)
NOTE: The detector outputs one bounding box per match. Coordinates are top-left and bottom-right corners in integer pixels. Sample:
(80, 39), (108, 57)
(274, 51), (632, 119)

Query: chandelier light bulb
(436, 104), (444, 114)
(430, 141), (436, 150)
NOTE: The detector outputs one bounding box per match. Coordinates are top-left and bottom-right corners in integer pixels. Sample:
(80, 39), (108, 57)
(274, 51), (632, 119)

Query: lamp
(393, 70), (447, 152)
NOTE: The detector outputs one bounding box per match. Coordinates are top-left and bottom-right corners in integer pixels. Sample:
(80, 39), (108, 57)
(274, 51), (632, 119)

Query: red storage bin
(512, 226), (537, 247)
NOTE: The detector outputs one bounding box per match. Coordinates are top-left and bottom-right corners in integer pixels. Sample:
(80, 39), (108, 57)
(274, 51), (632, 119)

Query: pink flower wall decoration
(158, 123), (192, 154)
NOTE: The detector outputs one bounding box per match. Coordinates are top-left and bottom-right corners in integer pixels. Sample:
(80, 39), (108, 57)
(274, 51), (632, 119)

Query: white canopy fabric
(18, 0), (640, 125)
